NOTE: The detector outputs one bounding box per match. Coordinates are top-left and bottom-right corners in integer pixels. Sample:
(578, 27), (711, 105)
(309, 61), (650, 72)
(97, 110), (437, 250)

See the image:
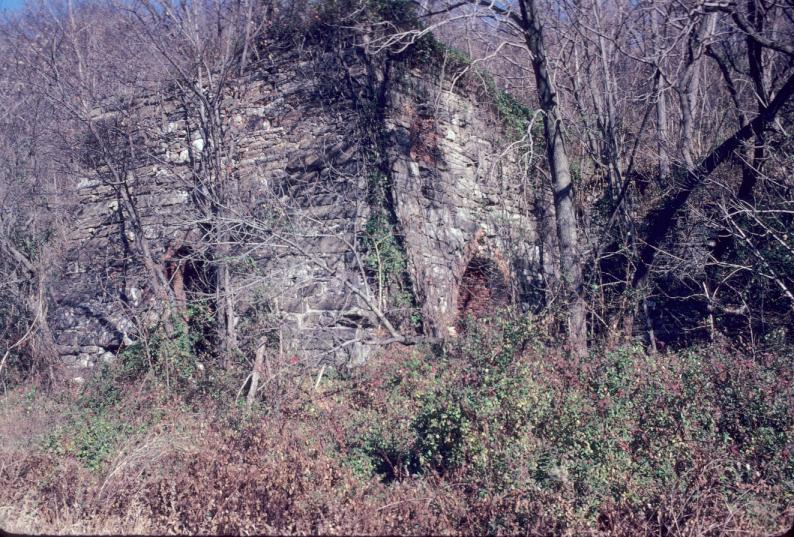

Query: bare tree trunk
(0, 240), (58, 380)
(218, 257), (238, 367)
(651, 8), (671, 183)
(246, 340), (265, 409)
(517, 0), (587, 357)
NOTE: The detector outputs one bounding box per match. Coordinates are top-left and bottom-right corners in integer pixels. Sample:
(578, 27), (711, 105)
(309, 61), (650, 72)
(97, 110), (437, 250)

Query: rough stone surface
(50, 49), (552, 366)
(386, 70), (544, 336)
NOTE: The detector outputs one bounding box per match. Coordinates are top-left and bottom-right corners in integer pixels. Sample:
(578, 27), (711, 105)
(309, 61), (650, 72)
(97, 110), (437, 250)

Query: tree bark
(651, 8), (671, 183)
(246, 341), (266, 409)
(218, 257), (238, 367)
(518, 0), (587, 357)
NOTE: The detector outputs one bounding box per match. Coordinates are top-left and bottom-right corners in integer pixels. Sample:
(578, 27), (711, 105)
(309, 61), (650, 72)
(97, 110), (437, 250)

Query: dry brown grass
(0, 384), (68, 456)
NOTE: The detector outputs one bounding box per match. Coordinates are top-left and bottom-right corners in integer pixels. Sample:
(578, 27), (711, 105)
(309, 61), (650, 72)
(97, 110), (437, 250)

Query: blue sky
(0, 0), (25, 11)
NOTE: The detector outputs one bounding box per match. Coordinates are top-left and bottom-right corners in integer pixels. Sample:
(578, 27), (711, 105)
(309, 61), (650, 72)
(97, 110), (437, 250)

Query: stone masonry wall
(386, 68), (544, 337)
(51, 48), (549, 369)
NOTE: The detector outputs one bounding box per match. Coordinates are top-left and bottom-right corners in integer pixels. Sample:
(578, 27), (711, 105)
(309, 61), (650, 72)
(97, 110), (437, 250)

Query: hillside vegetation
(1, 315), (792, 534)
(1, 0), (793, 533)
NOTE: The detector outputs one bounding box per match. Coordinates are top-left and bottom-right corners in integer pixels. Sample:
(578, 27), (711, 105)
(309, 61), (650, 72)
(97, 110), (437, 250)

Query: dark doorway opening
(457, 256), (509, 323)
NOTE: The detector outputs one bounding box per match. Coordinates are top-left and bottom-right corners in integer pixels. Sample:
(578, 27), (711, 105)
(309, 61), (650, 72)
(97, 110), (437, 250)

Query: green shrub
(338, 313), (792, 532)
(43, 407), (134, 472)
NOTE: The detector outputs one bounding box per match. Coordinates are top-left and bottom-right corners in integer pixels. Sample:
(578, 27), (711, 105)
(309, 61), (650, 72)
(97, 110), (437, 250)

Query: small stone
(128, 287), (141, 306)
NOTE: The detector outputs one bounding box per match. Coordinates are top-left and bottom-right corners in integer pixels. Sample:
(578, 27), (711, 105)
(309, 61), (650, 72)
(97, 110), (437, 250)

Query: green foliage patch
(44, 363), (148, 472)
(339, 314), (792, 531)
(363, 212), (407, 282)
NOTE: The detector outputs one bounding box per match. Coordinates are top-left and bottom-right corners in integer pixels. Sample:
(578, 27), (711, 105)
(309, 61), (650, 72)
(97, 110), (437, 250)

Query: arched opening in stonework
(164, 245), (211, 318)
(457, 256), (509, 323)
(163, 244), (216, 354)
